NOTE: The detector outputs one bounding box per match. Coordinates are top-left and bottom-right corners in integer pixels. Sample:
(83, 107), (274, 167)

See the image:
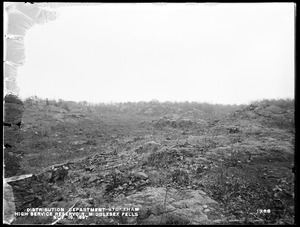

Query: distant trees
(150, 99), (160, 104)
(78, 101), (88, 106)
(24, 95), (44, 106)
(24, 97), (34, 107)
(21, 96), (294, 116)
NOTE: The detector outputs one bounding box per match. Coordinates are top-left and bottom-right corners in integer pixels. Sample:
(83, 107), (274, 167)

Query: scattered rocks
(4, 99), (294, 225)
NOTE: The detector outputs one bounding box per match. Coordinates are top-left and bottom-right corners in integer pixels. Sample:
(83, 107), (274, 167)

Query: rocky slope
(4, 99), (295, 224)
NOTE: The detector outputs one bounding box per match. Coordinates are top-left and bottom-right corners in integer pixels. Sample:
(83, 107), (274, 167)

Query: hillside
(4, 98), (295, 224)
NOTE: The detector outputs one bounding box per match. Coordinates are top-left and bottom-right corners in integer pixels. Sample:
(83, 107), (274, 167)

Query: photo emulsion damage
(3, 2), (295, 225)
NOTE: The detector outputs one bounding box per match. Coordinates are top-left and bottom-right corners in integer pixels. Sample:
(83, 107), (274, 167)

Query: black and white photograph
(3, 2), (295, 225)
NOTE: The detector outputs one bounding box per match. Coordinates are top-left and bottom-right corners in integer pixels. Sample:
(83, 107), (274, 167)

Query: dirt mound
(228, 103), (294, 130)
(152, 115), (207, 130)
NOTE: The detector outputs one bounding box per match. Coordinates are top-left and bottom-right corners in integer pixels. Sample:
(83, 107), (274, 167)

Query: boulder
(135, 141), (161, 154)
(228, 127), (240, 133)
(131, 172), (148, 180)
(113, 187), (220, 224)
(264, 105), (284, 115)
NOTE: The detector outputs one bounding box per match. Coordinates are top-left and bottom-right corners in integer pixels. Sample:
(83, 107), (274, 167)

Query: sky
(15, 3), (295, 104)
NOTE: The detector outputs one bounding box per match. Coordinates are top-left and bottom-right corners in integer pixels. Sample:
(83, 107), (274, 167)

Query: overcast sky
(16, 3), (294, 104)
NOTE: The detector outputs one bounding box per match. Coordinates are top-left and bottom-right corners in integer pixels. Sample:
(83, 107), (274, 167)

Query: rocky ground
(4, 99), (295, 224)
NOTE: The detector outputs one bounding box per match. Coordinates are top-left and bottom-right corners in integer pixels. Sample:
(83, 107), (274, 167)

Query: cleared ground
(4, 99), (295, 224)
